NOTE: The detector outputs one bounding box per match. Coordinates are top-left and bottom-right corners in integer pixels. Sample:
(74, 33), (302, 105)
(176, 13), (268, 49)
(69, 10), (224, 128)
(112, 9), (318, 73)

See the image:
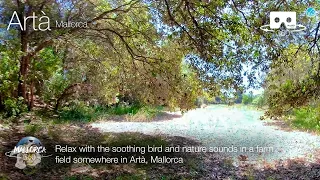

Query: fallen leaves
(238, 154), (248, 161)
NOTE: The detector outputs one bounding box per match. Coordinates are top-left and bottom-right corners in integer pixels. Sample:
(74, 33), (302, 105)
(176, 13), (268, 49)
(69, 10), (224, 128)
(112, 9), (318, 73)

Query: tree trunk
(28, 80), (34, 110)
(17, 7), (29, 104)
(0, 95), (3, 110)
(18, 56), (29, 101)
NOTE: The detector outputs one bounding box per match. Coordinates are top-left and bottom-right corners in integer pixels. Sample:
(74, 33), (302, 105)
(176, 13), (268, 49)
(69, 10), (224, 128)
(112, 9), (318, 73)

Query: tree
(242, 94), (252, 105)
(265, 44), (320, 115)
(1, 0), (149, 109)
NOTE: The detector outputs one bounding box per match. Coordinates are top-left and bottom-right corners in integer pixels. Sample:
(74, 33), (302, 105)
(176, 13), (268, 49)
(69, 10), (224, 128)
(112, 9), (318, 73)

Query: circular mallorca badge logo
(306, 7), (316, 17)
(5, 136), (51, 170)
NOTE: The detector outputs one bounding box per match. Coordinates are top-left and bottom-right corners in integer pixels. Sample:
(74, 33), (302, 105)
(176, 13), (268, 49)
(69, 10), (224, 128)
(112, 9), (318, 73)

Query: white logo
(5, 136), (52, 170)
(260, 11), (306, 36)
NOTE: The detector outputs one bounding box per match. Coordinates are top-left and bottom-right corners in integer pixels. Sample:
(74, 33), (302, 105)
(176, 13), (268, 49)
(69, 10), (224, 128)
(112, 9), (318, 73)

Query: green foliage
(242, 94), (253, 105)
(3, 97), (27, 117)
(31, 48), (63, 81)
(25, 124), (43, 135)
(265, 44), (320, 116)
(252, 94), (267, 108)
(33, 48), (66, 100)
(0, 174), (10, 180)
(0, 43), (22, 116)
(58, 101), (96, 122)
(43, 71), (69, 104)
(107, 104), (142, 116)
(0, 50), (20, 96)
(132, 105), (163, 120)
(291, 106), (320, 132)
(143, 106), (163, 118)
(266, 78), (319, 116)
(196, 92), (217, 107)
(57, 100), (162, 123)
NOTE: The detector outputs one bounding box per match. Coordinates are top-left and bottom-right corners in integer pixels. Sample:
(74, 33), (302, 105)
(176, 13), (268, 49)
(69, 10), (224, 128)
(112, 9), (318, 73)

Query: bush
(242, 94), (253, 105)
(43, 71), (69, 105)
(58, 101), (95, 122)
(291, 106), (320, 132)
(252, 94), (266, 108)
(137, 106), (163, 119)
(108, 103), (141, 115)
(123, 105), (163, 122)
(57, 100), (164, 123)
(25, 124), (43, 135)
(3, 97), (27, 117)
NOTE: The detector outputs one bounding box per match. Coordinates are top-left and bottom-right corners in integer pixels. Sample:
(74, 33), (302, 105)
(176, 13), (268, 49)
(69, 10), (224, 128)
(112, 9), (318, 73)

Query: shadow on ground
(150, 112), (182, 122)
(262, 118), (297, 133)
(0, 123), (205, 180)
(100, 112), (183, 123)
(0, 122), (319, 180)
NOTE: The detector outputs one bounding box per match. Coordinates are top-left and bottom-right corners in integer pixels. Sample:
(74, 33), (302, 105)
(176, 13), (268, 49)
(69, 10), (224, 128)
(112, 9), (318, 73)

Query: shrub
(291, 106), (320, 132)
(125, 105), (163, 122)
(137, 106), (163, 119)
(57, 101), (163, 123)
(252, 94), (267, 108)
(25, 124), (43, 135)
(108, 103), (141, 115)
(242, 94), (252, 105)
(58, 101), (95, 122)
(3, 97), (27, 117)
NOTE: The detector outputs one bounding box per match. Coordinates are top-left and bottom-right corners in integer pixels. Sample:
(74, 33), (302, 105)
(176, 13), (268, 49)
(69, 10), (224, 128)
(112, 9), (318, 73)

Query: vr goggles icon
(261, 11), (306, 33)
(270, 12), (296, 29)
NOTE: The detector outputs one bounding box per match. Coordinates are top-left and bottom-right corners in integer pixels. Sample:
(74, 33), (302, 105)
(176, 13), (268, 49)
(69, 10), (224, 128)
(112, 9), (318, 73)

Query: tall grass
(105, 104), (141, 115)
(58, 102), (96, 122)
(126, 106), (164, 121)
(57, 102), (162, 123)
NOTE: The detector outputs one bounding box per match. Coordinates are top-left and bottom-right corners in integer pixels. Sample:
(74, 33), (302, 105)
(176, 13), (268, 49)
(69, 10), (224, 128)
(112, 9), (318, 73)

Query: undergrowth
(57, 101), (163, 123)
(290, 105), (320, 132)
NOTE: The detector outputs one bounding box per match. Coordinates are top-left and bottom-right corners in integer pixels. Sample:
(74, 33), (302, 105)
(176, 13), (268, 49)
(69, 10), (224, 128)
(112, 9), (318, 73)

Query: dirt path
(1, 106), (320, 179)
(91, 105), (320, 164)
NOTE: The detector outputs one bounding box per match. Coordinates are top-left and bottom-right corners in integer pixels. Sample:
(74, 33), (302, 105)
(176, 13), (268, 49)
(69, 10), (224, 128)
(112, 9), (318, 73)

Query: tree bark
(28, 80), (34, 110)
(17, 3), (29, 103)
(0, 95), (3, 110)
(18, 56), (29, 101)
